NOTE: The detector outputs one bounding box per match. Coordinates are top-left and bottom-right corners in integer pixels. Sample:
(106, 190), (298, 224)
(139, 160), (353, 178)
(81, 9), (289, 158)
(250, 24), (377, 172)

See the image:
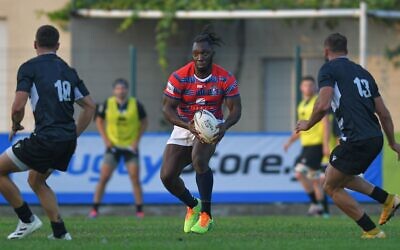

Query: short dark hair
(324, 33), (348, 54)
(193, 24), (223, 48)
(301, 75), (315, 83)
(113, 78), (129, 88)
(35, 25), (59, 49)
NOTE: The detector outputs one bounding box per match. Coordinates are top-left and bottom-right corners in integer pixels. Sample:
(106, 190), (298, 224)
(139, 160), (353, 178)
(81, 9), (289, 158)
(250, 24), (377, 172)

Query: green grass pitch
(0, 215), (399, 249)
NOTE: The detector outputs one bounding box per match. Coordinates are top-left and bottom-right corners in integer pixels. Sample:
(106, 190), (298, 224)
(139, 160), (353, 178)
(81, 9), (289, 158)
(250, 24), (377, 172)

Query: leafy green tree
(48, 0), (400, 69)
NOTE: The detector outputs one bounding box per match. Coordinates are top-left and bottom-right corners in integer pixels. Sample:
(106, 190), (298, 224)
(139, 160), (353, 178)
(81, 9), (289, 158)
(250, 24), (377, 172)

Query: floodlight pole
(359, 2), (367, 68)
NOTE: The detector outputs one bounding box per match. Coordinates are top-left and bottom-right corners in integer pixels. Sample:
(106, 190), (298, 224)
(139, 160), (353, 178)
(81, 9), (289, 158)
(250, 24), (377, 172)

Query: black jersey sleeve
(16, 63), (33, 92)
(367, 72), (381, 98)
(137, 101), (147, 120)
(96, 101), (107, 119)
(71, 69), (90, 100)
(318, 63), (335, 89)
(74, 79), (90, 100)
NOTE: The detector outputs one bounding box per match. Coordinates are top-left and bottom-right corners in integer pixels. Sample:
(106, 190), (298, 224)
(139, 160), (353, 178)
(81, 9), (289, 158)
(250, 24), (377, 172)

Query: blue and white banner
(0, 132), (382, 204)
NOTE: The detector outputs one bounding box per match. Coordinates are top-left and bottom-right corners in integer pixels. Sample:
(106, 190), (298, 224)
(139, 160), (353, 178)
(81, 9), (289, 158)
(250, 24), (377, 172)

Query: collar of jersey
(194, 74), (212, 83)
(38, 52), (57, 57)
(332, 56), (348, 61)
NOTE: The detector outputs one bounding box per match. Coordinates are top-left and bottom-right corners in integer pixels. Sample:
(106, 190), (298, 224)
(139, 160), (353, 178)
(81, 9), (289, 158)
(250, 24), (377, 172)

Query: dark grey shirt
(17, 53), (89, 141)
(318, 57), (382, 142)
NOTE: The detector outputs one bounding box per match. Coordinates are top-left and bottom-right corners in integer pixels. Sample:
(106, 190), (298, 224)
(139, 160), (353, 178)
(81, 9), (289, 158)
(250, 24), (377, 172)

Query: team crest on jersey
(195, 98), (206, 105)
(210, 85), (218, 96)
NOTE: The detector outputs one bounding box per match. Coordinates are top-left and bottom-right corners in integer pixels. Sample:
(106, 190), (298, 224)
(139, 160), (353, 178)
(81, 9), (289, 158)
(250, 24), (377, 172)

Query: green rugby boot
(184, 198), (201, 233)
(191, 212), (214, 234)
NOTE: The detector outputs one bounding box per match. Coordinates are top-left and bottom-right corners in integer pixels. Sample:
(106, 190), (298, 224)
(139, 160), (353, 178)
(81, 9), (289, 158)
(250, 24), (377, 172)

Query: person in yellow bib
(89, 78), (148, 218)
(284, 76), (330, 217)
(321, 113), (340, 167)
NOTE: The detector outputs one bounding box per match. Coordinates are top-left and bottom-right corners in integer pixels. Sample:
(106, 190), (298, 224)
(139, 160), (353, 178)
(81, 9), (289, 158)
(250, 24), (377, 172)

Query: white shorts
(166, 126), (196, 147)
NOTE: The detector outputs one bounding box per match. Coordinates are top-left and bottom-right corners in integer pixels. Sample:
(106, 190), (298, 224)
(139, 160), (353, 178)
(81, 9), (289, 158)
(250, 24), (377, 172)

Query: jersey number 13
(353, 77), (372, 98)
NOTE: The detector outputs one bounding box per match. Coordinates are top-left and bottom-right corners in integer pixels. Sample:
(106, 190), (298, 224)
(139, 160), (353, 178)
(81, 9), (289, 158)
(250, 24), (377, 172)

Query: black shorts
(329, 136), (383, 175)
(6, 134), (76, 174)
(295, 145), (323, 170)
(103, 147), (139, 166)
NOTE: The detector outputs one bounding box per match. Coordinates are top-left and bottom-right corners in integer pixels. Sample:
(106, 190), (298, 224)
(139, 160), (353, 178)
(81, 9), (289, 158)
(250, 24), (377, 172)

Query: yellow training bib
(298, 95), (323, 146)
(105, 97), (140, 147)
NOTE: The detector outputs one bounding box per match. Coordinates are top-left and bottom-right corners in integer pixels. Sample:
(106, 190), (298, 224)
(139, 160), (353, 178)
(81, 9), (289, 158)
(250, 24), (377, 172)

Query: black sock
(369, 186), (389, 204)
(14, 202), (33, 223)
(51, 220), (68, 238)
(307, 191), (318, 204)
(136, 204), (143, 213)
(177, 188), (197, 208)
(93, 203), (100, 212)
(196, 168), (213, 216)
(322, 194), (330, 214)
(356, 213), (376, 232)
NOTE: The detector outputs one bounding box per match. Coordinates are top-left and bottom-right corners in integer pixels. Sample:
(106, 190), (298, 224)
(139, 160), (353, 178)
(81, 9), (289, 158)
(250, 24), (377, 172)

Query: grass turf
(383, 132), (400, 194)
(0, 215), (399, 249)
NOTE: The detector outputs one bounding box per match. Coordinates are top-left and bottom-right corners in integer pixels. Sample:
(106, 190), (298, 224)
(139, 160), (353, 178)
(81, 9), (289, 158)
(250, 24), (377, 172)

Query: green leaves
(47, 0), (400, 70)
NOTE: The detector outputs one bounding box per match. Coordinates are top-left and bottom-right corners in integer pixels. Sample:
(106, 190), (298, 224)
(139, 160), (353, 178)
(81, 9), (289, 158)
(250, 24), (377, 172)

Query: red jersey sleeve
(223, 74), (240, 98)
(164, 72), (183, 100)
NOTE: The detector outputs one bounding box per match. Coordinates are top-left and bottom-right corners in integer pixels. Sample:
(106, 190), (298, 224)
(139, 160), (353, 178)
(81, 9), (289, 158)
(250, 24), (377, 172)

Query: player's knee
(129, 173), (140, 184)
(28, 177), (45, 192)
(191, 157), (208, 173)
(160, 171), (173, 187)
(294, 171), (304, 180)
(323, 181), (337, 196)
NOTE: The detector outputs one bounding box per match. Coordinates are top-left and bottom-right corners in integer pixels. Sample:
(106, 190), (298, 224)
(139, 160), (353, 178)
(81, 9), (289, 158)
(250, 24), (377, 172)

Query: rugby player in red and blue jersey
(161, 26), (241, 234)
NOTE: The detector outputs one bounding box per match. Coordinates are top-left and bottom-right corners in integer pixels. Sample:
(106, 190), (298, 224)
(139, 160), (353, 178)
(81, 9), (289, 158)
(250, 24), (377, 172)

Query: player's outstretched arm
(75, 95), (96, 137)
(296, 87), (333, 133)
(374, 96), (400, 160)
(283, 132), (300, 152)
(9, 91), (29, 141)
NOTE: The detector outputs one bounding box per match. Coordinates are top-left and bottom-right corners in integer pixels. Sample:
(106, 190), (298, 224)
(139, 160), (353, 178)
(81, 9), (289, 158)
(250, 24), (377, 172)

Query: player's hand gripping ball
(193, 109), (219, 144)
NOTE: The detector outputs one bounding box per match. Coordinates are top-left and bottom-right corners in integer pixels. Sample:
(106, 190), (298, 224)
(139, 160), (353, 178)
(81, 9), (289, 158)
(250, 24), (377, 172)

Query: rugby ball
(194, 110), (219, 144)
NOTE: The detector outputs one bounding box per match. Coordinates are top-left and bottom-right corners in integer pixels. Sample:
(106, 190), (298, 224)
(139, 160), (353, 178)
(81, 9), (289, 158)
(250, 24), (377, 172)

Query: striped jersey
(164, 61), (239, 121)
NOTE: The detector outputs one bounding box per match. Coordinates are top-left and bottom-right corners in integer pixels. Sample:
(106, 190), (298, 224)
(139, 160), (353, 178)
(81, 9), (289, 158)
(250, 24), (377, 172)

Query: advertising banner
(0, 133), (381, 204)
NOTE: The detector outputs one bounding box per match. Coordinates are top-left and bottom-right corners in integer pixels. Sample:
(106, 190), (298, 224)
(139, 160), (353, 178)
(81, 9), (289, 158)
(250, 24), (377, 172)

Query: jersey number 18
(54, 80), (71, 102)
